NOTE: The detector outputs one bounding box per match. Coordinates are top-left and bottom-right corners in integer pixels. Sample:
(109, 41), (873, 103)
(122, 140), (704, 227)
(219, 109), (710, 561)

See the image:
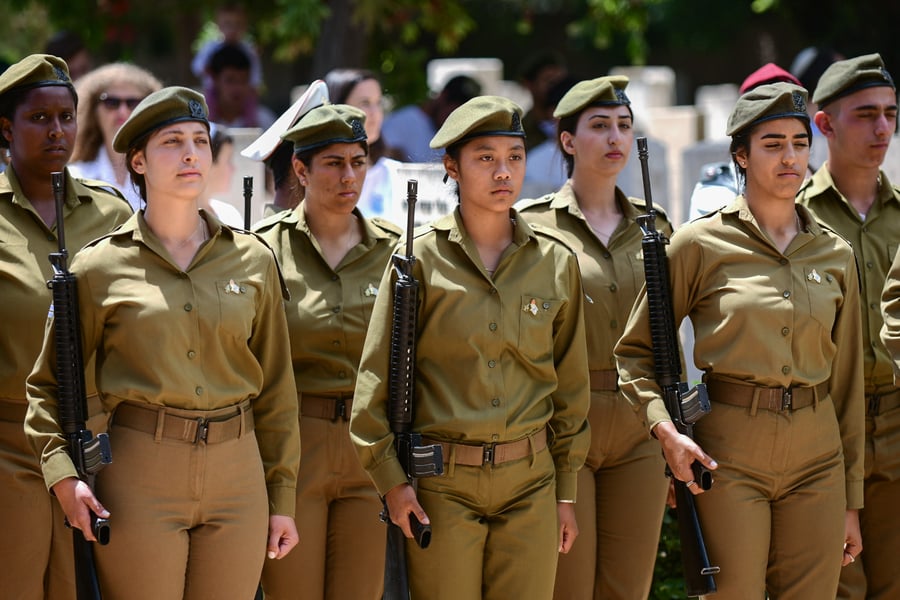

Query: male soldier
(796, 52), (900, 600)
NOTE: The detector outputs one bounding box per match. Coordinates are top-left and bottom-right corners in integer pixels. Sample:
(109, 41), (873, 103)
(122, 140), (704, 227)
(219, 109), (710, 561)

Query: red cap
(740, 63), (802, 94)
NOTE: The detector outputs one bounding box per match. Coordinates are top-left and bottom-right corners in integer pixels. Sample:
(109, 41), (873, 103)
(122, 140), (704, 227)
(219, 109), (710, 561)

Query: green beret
(0, 54), (72, 100)
(430, 95), (524, 149)
(813, 53), (895, 108)
(726, 82), (809, 137)
(112, 86), (209, 153)
(281, 104), (367, 154)
(553, 75), (630, 119)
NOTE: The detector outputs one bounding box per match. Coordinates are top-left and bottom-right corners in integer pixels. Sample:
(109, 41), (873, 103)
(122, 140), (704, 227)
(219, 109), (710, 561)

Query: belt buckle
(194, 418), (209, 444)
(483, 444), (495, 465)
(781, 388), (792, 411)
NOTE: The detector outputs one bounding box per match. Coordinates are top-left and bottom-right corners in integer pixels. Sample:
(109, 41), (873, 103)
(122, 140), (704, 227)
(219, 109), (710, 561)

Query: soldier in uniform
(616, 83), (864, 598)
(796, 52), (900, 600)
(518, 76), (670, 600)
(255, 104), (400, 599)
(0, 54), (132, 600)
(25, 86), (300, 600)
(349, 96), (591, 600)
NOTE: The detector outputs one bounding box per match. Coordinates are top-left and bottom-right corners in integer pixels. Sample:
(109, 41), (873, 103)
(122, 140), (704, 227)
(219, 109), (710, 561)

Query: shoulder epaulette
(74, 177), (131, 208)
(516, 194), (553, 211)
(251, 209), (294, 233)
(370, 217), (403, 236)
(529, 221), (578, 255)
(628, 196), (672, 220)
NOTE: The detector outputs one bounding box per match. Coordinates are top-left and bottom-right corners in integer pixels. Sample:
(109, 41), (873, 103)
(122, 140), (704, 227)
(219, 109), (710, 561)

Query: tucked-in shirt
(0, 166), (131, 402)
(797, 165), (900, 393)
(349, 207), (591, 501)
(255, 205), (401, 395)
(25, 210), (299, 516)
(615, 195), (865, 508)
(519, 181), (673, 372)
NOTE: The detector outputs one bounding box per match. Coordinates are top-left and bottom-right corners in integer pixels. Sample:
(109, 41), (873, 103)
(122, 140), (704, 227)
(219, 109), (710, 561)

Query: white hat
(240, 79), (329, 161)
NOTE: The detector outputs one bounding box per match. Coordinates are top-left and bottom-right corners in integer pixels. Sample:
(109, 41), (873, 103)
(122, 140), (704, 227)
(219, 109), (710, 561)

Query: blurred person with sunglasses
(69, 62), (162, 211)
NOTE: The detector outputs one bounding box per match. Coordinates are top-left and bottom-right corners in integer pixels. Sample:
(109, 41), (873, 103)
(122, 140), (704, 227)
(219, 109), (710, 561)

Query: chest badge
(364, 282), (378, 297)
(807, 269), (822, 284)
(224, 279), (243, 294)
(523, 298), (539, 316)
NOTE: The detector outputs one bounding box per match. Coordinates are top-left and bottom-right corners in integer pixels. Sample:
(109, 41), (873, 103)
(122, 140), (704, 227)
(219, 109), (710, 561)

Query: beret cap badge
(792, 91), (806, 113)
(53, 65), (69, 83)
(189, 99), (206, 120)
(510, 111), (522, 133)
(351, 118), (366, 138)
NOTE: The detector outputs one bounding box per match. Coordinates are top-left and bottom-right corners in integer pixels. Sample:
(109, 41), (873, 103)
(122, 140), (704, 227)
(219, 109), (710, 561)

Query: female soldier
(255, 104), (400, 599)
(25, 86), (300, 600)
(68, 62), (162, 211)
(0, 54), (131, 600)
(518, 76), (670, 600)
(349, 96), (591, 599)
(615, 83), (864, 598)
(324, 69), (401, 219)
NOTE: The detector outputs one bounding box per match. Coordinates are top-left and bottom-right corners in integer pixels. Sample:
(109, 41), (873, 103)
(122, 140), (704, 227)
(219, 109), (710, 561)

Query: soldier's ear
(814, 111), (833, 137)
(0, 117), (12, 145)
(560, 131), (575, 156)
(442, 153), (460, 182)
(130, 150), (146, 174)
(291, 154), (309, 187)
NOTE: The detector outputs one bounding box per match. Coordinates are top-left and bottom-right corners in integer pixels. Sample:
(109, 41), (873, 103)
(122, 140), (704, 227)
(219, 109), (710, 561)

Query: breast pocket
(803, 268), (840, 330)
(358, 281), (381, 323)
(216, 279), (257, 340)
(517, 295), (562, 361)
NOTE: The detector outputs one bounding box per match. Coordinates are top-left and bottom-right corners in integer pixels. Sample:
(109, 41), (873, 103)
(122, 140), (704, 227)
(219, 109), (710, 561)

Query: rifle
(48, 171), (112, 600)
(382, 180), (443, 600)
(243, 175), (253, 230)
(634, 139), (719, 597)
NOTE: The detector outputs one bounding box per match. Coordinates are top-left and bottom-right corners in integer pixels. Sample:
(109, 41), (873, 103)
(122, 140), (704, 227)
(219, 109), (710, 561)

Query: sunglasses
(98, 93), (143, 110)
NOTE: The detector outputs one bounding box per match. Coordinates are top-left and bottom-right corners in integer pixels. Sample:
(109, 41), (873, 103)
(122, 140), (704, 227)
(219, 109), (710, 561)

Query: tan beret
(112, 86), (209, 153)
(0, 54), (72, 99)
(553, 76), (630, 119)
(726, 82), (809, 137)
(281, 104), (367, 155)
(430, 95), (524, 149)
(813, 53), (895, 108)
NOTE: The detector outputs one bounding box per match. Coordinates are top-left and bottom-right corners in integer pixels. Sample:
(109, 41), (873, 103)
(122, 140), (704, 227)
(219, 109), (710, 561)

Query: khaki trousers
(553, 391), (668, 600)
(95, 412), (268, 600)
(261, 412), (384, 599)
(695, 397), (846, 600)
(407, 444), (559, 600)
(838, 401), (900, 600)
(0, 398), (105, 600)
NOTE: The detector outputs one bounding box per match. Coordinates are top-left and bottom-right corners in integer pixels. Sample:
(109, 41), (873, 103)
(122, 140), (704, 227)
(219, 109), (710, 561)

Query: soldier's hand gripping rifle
(382, 180), (444, 600)
(48, 172), (112, 600)
(634, 139), (719, 597)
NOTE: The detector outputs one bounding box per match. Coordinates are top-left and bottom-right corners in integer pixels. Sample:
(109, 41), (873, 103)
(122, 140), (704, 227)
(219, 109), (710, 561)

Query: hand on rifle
(653, 421), (717, 497)
(385, 482), (430, 539)
(52, 476), (110, 542)
(267, 515), (300, 560)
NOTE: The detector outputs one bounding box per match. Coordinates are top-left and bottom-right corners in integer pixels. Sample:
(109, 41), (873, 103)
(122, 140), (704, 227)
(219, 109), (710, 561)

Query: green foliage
(255, 0), (331, 62)
(567, 0), (664, 65)
(0, 1), (55, 63)
(651, 509), (689, 599)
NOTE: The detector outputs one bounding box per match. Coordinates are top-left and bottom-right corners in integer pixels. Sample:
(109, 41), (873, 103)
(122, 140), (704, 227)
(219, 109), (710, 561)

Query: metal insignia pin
(224, 279), (242, 294)
(510, 111), (522, 133)
(364, 282), (378, 297)
(521, 298), (539, 316)
(351, 118), (366, 138)
(808, 269), (821, 284)
(189, 99), (206, 119)
(792, 91), (806, 113)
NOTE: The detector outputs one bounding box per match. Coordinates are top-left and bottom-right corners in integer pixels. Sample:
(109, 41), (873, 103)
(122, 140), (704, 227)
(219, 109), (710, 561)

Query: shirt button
(489, 322), (498, 331)
(603, 252), (611, 259)
(184, 303), (193, 311)
(332, 306), (341, 313)
(489, 288), (497, 295)
(488, 360), (496, 368)
(609, 283), (617, 292)
(339, 370), (346, 378)
(195, 386), (204, 395)
(782, 290), (791, 299)
(870, 302), (878, 310)
(491, 434), (499, 441)
(610, 320), (618, 329)
(542, 301), (551, 309)
(779, 258), (788, 265)
(187, 350), (196, 359)
(781, 366), (790, 375)
(47, 234), (55, 242)
(332, 340), (341, 346)
(781, 327), (790, 336)
(491, 398), (500, 407)
(866, 261), (874, 269)
(332, 275), (339, 281)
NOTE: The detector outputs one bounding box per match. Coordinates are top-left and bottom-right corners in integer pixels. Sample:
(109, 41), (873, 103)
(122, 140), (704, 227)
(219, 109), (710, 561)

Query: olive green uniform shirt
(797, 166), (900, 393)
(25, 211), (300, 516)
(518, 181), (673, 372)
(350, 207), (591, 501)
(255, 205), (401, 394)
(615, 196), (865, 507)
(0, 167), (131, 402)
